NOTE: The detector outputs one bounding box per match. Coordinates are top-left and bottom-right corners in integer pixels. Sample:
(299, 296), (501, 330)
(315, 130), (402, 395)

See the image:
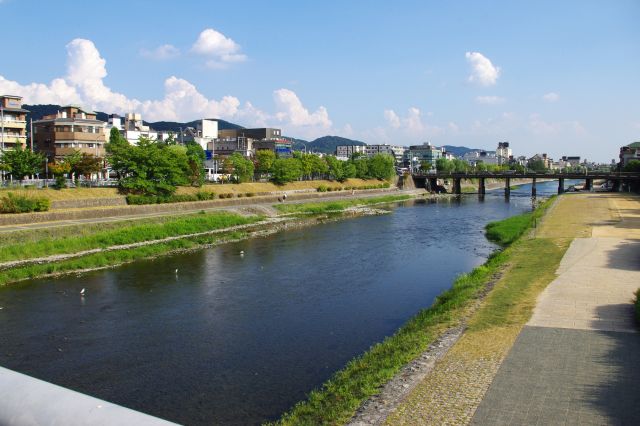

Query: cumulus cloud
(0, 38), (334, 139)
(475, 95), (505, 105)
(542, 92), (559, 102)
(140, 44), (180, 60)
(273, 89), (332, 130)
(383, 107), (443, 139)
(465, 51), (501, 86)
(191, 28), (247, 68)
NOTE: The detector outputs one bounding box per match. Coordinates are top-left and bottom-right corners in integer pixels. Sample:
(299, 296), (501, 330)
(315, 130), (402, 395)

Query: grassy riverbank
(273, 194), (413, 215)
(272, 198), (556, 425)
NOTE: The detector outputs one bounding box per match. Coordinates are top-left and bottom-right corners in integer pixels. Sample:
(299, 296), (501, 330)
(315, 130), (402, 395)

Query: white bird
(80, 288), (85, 295)
(175, 268), (179, 274)
(240, 250), (245, 256)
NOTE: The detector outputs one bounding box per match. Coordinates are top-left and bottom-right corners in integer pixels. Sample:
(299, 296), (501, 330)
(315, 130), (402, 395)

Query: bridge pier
(558, 178), (565, 194)
(453, 178), (462, 195)
(585, 178), (592, 191)
(428, 178), (437, 193)
(478, 177), (486, 195)
(531, 178), (537, 197)
(505, 178), (511, 197)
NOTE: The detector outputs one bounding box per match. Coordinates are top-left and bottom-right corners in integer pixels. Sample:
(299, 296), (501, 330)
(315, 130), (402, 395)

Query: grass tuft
(273, 195), (412, 215)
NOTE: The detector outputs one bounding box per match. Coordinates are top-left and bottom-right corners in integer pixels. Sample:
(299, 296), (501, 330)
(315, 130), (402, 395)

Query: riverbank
(271, 197), (556, 425)
(0, 194), (417, 286)
(371, 192), (640, 424)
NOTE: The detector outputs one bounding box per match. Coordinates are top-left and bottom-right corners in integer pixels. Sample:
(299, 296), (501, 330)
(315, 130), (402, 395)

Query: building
(33, 105), (106, 159)
(462, 150), (499, 166)
(619, 142), (640, 167)
(336, 145), (366, 160)
(527, 153), (553, 169)
(106, 113), (162, 145)
(496, 142), (512, 165)
(182, 119), (219, 151)
(405, 143), (444, 171)
(365, 144), (405, 164)
(219, 127), (282, 140)
(0, 95), (29, 151)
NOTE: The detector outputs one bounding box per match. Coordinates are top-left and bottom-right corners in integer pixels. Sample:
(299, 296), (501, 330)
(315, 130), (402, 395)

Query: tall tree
(73, 153), (103, 179)
(272, 158), (302, 184)
(185, 141), (206, 186)
(255, 150), (276, 176)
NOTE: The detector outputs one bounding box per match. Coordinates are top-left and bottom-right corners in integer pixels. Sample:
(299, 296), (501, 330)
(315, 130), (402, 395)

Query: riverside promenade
(473, 193), (640, 425)
(375, 193), (640, 425)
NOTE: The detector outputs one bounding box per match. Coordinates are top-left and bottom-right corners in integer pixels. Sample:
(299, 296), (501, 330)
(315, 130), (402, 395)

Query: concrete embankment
(0, 187), (412, 228)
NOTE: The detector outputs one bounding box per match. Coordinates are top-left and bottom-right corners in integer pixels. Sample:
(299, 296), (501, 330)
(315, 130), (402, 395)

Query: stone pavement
(473, 194), (640, 425)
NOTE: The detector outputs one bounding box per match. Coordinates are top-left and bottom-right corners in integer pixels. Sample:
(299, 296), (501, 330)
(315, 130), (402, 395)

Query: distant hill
(22, 104), (243, 131)
(441, 145), (486, 157)
(299, 135), (367, 154)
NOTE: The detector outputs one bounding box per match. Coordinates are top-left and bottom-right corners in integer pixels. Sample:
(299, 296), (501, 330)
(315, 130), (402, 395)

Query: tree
(48, 161), (71, 189)
(527, 158), (547, 172)
(623, 159), (640, 173)
(185, 141), (206, 186)
(0, 145), (45, 181)
(352, 157), (370, 179)
(325, 155), (345, 181)
(310, 155), (329, 179)
(255, 150), (276, 176)
(435, 158), (454, 173)
(272, 158), (302, 184)
(63, 149), (83, 180)
(225, 153), (254, 183)
(368, 154), (395, 180)
(108, 137), (188, 195)
(73, 154), (103, 178)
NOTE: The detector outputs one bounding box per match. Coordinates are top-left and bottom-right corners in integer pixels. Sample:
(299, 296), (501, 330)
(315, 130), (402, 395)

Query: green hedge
(0, 192), (51, 213)
(126, 191), (216, 205)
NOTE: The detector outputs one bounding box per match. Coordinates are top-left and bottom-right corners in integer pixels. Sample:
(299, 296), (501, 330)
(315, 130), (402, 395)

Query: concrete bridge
(412, 172), (640, 196)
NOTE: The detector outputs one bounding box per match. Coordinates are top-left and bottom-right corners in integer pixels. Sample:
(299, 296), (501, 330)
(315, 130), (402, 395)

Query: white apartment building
(336, 145), (366, 160)
(106, 113), (159, 145)
(365, 144), (405, 163)
(496, 142), (512, 165)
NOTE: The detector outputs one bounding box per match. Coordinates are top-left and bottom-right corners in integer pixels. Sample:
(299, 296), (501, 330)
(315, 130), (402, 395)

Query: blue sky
(1, 0), (638, 161)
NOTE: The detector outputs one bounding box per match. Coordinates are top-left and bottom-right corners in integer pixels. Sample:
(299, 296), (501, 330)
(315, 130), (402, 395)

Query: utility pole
(1, 104), (4, 182)
(30, 118), (34, 151)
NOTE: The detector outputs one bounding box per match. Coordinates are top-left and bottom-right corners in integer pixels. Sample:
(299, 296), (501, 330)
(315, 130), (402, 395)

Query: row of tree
(0, 144), (103, 187)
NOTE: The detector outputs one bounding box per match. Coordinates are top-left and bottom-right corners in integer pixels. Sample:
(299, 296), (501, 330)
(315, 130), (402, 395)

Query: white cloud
(0, 38), (335, 140)
(384, 109), (401, 128)
(383, 107), (443, 140)
(191, 28), (247, 68)
(140, 44), (180, 60)
(542, 92), (560, 102)
(527, 113), (587, 136)
(475, 95), (505, 105)
(465, 51), (501, 86)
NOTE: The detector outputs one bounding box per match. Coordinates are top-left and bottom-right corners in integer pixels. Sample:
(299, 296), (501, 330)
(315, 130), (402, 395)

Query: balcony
(54, 132), (106, 142)
(0, 120), (27, 129)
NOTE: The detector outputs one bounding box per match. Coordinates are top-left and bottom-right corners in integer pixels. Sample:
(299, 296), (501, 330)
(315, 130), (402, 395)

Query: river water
(0, 181), (573, 425)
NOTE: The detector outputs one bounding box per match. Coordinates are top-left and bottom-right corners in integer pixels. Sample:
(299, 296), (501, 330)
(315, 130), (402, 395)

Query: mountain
(300, 135), (367, 154)
(22, 104), (243, 131)
(441, 145), (486, 157)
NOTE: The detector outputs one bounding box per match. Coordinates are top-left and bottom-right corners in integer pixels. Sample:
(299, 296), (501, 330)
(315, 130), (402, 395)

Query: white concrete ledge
(0, 366), (179, 426)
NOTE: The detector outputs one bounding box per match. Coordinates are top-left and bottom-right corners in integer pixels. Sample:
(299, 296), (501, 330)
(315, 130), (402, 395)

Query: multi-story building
(336, 145), (366, 160)
(405, 143), (444, 171)
(33, 106), (106, 159)
(462, 150), (499, 166)
(0, 95), (29, 151)
(182, 119), (219, 151)
(496, 142), (512, 165)
(106, 113), (162, 145)
(365, 144), (405, 163)
(619, 142), (640, 167)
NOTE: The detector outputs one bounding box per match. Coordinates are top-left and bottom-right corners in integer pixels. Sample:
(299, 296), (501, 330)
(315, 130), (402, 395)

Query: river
(0, 180), (575, 425)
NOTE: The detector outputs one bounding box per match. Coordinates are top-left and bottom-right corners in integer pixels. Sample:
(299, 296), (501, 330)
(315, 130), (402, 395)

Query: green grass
(484, 196), (555, 246)
(0, 212), (262, 264)
(273, 195), (412, 215)
(272, 196), (558, 425)
(0, 230), (247, 286)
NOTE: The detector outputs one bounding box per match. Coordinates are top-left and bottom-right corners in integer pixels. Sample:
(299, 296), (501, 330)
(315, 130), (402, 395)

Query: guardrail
(0, 366), (178, 425)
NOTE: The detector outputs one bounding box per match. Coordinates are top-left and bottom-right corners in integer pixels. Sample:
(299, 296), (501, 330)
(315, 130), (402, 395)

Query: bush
(126, 193), (216, 205)
(196, 191), (215, 201)
(245, 192), (255, 197)
(0, 192), (51, 213)
(237, 193), (245, 198)
(317, 184), (328, 192)
(219, 193), (234, 199)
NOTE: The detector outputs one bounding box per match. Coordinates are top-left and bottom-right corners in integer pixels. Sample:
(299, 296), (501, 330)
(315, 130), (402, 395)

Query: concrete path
(473, 194), (640, 425)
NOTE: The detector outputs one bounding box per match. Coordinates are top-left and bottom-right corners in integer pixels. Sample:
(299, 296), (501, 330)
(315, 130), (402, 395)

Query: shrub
(220, 193), (234, 199)
(245, 192), (255, 197)
(0, 192), (51, 213)
(196, 191), (215, 201)
(317, 184), (328, 192)
(237, 193), (245, 198)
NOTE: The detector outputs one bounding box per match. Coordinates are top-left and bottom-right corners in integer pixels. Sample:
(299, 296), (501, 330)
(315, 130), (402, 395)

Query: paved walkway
(473, 194), (640, 425)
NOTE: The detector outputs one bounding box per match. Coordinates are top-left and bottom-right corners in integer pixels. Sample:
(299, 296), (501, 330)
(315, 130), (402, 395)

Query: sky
(0, 0), (638, 162)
